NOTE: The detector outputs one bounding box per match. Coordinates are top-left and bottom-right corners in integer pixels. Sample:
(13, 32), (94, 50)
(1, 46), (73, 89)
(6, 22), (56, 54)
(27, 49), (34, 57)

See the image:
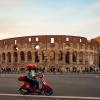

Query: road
(0, 73), (100, 97)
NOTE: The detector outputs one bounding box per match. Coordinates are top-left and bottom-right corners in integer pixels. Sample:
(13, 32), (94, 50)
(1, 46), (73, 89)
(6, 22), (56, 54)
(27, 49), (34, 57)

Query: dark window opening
(65, 52), (70, 64)
(42, 51), (45, 61)
(2, 53), (5, 62)
(73, 52), (77, 62)
(7, 52), (11, 63)
(79, 52), (83, 64)
(58, 51), (63, 60)
(50, 51), (55, 61)
(35, 51), (39, 63)
(13, 52), (18, 62)
(27, 51), (32, 61)
(20, 51), (25, 61)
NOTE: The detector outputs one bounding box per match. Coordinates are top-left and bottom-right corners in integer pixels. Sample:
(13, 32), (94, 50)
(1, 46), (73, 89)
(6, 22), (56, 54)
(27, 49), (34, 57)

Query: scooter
(18, 73), (53, 96)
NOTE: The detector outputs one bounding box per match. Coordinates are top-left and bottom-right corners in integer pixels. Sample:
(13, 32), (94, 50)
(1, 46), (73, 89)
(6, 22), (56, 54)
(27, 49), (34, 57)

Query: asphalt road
(0, 73), (100, 97)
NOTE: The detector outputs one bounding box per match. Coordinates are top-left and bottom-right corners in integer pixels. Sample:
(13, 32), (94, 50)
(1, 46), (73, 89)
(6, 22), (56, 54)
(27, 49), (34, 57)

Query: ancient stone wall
(0, 35), (99, 69)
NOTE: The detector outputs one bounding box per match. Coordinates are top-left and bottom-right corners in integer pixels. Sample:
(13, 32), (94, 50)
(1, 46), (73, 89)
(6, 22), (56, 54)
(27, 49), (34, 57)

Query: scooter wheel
(44, 87), (53, 96)
(18, 88), (28, 95)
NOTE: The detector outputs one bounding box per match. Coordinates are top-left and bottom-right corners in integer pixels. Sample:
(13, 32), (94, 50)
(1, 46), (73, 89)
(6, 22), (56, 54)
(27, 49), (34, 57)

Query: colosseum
(0, 35), (100, 72)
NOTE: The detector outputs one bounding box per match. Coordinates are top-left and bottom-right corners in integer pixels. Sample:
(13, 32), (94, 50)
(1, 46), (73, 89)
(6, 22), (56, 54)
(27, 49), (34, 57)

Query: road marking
(0, 93), (100, 99)
(96, 76), (100, 78)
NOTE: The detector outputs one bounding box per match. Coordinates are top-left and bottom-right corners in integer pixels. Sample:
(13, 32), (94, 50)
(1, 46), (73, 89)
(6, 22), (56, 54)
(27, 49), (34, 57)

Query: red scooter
(18, 73), (53, 96)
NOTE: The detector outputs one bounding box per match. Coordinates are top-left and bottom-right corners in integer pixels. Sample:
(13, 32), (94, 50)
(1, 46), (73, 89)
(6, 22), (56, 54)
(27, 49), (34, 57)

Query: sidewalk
(0, 72), (100, 78)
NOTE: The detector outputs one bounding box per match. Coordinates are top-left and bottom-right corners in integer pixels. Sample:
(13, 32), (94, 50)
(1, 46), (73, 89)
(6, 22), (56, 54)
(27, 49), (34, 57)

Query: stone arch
(20, 51), (25, 61)
(7, 52), (11, 63)
(2, 53), (5, 62)
(73, 51), (77, 62)
(65, 51), (70, 64)
(13, 52), (18, 62)
(34, 51), (39, 63)
(50, 50), (55, 61)
(58, 50), (63, 61)
(27, 51), (32, 61)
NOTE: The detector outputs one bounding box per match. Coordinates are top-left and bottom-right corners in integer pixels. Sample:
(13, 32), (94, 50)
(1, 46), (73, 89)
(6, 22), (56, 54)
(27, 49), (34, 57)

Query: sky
(0, 0), (100, 40)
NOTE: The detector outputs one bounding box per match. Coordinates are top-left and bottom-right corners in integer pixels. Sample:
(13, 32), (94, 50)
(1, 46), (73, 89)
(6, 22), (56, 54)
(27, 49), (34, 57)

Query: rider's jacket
(26, 70), (39, 80)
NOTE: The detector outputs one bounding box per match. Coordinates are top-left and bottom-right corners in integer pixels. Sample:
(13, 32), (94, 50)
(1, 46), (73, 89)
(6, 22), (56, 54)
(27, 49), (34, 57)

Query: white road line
(0, 93), (100, 99)
(96, 76), (100, 78)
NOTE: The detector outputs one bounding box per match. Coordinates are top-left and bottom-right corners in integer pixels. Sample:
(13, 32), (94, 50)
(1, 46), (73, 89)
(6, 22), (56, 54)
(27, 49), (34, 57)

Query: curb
(0, 94), (100, 100)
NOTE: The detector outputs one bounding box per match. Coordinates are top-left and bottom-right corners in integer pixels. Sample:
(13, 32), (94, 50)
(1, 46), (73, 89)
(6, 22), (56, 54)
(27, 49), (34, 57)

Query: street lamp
(16, 47), (18, 50)
(13, 45), (18, 51)
(35, 45), (40, 50)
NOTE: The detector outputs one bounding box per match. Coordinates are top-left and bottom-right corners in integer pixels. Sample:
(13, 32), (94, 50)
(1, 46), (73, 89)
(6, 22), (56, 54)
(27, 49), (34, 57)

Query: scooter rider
(25, 64), (40, 93)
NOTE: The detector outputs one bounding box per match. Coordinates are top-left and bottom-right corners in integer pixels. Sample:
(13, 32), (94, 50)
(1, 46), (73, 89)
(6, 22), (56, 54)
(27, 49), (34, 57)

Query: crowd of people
(0, 67), (18, 74)
(0, 65), (99, 74)
(47, 66), (100, 73)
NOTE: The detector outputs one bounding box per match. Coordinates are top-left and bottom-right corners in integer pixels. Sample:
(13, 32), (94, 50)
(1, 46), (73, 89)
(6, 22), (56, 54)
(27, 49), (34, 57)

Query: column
(1, 53), (3, 65)
(83, 55), (85, 65)
(47, 50), (50, 67)
(70, 52), (73, 64)
(24, 51), (27, 63)
(77, 52), (79, 65)
(96, 52), (99, 67)
(5, 52), (7, 67)
(18, 51), (20, 65)
(63, 52), (66, 65)
(55, 51), (58, 65)
(11, 52), (14, 67)
(38, 50), (42, 64)
(31, 51), (34, 63)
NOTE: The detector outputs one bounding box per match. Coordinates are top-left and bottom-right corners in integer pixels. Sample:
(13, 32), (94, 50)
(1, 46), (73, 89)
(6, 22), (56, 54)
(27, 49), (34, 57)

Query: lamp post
(35, 45), (40, 50)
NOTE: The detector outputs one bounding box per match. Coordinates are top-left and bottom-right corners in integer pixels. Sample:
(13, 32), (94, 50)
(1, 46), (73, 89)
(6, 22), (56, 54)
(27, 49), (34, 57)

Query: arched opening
(13, 52), (18, 62)
(50, 50), (55, 61)
(2, 53), (5, 63)
(34, 51), (39, 63)
(42, 51), (45, 61)
(79, 52), (83, 64)
(27, 51), (32, 61)
(7, 52), (11, 63)
(73, 51), (77, 62)
(20, 51), (25, 61)
(58, 51), (63, 61)
(65, 52), (70, 64)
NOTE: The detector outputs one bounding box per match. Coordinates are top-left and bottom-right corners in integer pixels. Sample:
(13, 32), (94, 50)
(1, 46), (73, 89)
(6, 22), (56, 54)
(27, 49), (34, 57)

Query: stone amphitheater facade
(0, 35), (99, 69)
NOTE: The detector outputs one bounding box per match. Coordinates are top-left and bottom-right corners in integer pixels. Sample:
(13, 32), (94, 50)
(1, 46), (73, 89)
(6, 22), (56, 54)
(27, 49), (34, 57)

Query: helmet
(32, 64), (37, 70)
(26, 64), (33, 70)
(18, 76), (25, 81)
(26, 64), (37, 70)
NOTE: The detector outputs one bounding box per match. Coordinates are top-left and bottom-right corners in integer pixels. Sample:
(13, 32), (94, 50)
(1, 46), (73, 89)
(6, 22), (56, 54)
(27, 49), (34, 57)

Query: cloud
(92, 1), (100, 11)
(0, 0), (18, 8)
